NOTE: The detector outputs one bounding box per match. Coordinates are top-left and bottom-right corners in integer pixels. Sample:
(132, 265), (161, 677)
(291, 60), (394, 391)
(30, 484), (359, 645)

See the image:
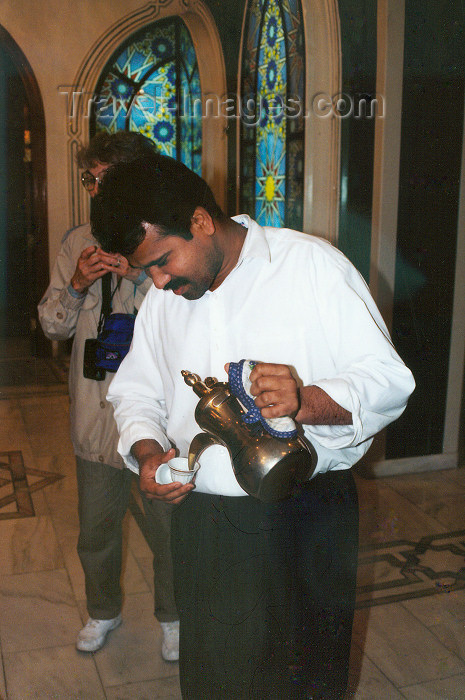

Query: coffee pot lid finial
(181, 370), (211, 396)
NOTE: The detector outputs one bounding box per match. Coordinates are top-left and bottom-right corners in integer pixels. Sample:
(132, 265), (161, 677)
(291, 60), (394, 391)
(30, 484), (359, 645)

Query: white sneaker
(160, 620), (180, 662)
(76, 614), (122, 652)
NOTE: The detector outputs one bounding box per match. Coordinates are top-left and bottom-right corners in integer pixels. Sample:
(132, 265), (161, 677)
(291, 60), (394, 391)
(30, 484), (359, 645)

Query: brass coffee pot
(182, 370), (317, 502)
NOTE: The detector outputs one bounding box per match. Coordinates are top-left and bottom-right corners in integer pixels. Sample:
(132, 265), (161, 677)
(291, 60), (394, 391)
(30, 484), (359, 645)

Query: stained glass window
(91, 18), (202, 174)
(240, 0), (305, 229)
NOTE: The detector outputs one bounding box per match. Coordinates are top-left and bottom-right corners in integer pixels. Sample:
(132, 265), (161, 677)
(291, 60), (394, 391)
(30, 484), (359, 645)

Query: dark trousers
(172, 469), (358, 699)
(76, 457), (177, 622)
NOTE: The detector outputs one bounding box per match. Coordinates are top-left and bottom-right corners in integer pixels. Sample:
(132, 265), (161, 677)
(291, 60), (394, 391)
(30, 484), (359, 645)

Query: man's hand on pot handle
(225, 361), (352, 426)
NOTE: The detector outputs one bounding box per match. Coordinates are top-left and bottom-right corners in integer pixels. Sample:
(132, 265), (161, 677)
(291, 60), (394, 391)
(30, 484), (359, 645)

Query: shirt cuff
(67, 284), (87, 299)
(133, 270), (148, 285)
(58, 286), (88, 310)
(118, 423), (171, 473)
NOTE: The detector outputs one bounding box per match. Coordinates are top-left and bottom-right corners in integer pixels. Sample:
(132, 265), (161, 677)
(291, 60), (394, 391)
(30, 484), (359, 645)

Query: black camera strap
(97, 273), (112, 334)
(97, 272), (138, 336)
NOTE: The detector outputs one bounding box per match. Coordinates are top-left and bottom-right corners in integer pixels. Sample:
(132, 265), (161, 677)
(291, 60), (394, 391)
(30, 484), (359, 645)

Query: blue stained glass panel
(240, 0), (305, 230)
(92, 18), (202, 174)
(255, 0), (287, 226)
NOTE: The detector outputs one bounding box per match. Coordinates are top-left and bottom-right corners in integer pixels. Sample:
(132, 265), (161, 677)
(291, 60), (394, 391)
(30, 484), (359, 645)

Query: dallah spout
(188, 432), (224, 470)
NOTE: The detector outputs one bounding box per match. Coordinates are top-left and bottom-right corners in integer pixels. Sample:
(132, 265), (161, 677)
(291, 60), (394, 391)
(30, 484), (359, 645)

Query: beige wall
(0, 0), (226, 268)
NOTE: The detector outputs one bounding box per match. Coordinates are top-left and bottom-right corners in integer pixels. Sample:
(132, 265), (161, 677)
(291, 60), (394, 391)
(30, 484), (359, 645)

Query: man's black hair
(76, 130), (158, 170)
(91, 154), (224, 255)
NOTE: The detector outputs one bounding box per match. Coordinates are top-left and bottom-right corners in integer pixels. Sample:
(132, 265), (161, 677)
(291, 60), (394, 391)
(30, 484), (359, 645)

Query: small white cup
(168, 457), (199, 484)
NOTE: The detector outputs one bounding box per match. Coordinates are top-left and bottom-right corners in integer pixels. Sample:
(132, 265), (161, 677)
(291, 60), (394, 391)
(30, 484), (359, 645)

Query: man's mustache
(164, 277), (190, 292)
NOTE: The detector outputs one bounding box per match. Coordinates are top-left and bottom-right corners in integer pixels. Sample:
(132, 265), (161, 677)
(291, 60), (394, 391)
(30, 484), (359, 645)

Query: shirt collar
(232, 215), (271, 265)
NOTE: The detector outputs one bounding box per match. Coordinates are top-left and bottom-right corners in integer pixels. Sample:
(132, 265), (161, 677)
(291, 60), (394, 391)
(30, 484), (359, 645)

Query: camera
(83, 338), (106, 381)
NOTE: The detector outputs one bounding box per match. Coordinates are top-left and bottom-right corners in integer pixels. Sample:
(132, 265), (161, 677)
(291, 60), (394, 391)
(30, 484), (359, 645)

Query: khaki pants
(76, 457), (177, 622)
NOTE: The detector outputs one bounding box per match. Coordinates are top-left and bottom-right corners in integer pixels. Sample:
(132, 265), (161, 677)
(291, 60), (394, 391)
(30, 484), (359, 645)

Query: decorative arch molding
(301, 0), (341, 242)
(65, 0), (227, 227)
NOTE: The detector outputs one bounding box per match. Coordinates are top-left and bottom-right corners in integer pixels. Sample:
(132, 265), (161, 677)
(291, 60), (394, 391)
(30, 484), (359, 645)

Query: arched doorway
(0, 26), (49, 372)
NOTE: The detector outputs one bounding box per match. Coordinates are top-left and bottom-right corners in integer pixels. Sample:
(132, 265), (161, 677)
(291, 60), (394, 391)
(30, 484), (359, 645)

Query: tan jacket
(38, 223), (152, 468)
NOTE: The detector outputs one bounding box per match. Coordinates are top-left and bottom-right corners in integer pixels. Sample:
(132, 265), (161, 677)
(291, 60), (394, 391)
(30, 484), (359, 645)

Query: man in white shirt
(92, 154), (415, 699)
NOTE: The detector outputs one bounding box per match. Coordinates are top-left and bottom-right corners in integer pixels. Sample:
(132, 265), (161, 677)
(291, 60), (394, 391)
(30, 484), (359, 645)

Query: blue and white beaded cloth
(228, 359), (298, 439)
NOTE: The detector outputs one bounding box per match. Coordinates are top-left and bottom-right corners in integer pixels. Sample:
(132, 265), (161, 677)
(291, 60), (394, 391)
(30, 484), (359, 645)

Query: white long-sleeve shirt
(107, 215), (415, 496)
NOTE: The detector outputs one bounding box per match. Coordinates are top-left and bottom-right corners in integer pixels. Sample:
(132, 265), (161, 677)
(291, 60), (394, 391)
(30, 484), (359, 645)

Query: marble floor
(1, 372), (465, 698)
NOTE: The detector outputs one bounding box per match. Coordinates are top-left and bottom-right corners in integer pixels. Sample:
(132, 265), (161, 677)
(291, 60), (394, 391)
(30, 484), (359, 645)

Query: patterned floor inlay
(3, 451), (463, 609)
(128, 490), (465, 610)
(0, 451), (64, 520)
(356, 530), (465, 608)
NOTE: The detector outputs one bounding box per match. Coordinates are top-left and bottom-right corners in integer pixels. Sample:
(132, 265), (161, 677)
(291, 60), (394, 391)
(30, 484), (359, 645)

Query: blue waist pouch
(95, 313), (136, 372)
